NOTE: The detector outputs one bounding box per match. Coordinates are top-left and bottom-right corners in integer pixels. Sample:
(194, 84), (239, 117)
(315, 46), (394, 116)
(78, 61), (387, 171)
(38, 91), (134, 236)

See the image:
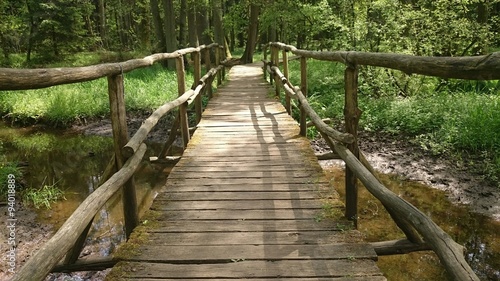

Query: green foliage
(22, 180), (65, 209)
(284, 58), (500, 187)
(0, 63), (191, 126)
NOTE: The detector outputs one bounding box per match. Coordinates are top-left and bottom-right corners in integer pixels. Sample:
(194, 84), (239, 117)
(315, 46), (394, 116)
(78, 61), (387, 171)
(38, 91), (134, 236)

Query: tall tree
(179, 0), (188, 47)
(150, 0), (166, 52)
(187, 0), (199, 47)
(241, 3), (260, 63)
(212, 0), (224, 46)
(163, 0), (177, 69)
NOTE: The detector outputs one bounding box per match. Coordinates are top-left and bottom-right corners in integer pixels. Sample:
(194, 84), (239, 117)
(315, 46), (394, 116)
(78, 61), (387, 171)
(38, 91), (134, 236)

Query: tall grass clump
(0, 63), (193, 127)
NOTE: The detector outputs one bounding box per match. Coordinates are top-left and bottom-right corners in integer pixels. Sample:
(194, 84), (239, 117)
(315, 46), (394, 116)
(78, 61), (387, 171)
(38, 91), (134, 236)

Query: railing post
(108, 73), (139, 239)
(282, 49), (291, 115)
(193, 51), (202, 124)
(299, 56), (308, 136)
(272, 46), (280, 97)
(344, 65), (361, 227)
(176, 55), (190, 149)
(216, 46), (222, 86)
(269, 46), (274, 86)
(263, 45), (268, 81)
(204, 48), (213, 99)
(220, 44), (226, 81)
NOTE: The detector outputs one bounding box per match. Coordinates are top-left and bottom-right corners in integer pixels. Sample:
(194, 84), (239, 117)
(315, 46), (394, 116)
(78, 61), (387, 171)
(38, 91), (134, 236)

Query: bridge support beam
(344, 65), (361, 227)
(299, 56), (308, 136)
(108, 73), (139, 239)
(176, 55), (191, 149)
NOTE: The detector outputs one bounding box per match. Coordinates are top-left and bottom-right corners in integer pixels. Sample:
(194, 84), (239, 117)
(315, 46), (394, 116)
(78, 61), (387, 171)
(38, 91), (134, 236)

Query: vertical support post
(263, 45), (268, 81)
(216, 46), (222, 86)
(176, 55), (190, 149)
(282, 50), (291, 115)
(273, 46), (280, 97)
(193, 51), (202, 124)
(269, 46), (274, 86)
(344, 65), (361, 228)
(204, 48), (213, 99)
(220, 46), (226, 82)
(108, 74), (139, 239)
(299, 56), (308, 136)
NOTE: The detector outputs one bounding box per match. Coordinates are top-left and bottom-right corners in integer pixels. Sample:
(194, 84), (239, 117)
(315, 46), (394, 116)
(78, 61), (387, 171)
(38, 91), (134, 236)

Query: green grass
(285, 59), (500, 187)
(22, 180), (65, 209)
(0, 63), (194, 127)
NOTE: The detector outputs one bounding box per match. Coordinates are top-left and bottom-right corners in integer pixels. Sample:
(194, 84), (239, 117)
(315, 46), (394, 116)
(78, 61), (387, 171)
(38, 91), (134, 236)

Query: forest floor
(2, 113), (499, 281)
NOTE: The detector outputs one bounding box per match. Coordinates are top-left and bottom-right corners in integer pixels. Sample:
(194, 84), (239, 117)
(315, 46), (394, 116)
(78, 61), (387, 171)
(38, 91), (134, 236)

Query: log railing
(263, 42), (498, 281)
(3, 43), (226, 281)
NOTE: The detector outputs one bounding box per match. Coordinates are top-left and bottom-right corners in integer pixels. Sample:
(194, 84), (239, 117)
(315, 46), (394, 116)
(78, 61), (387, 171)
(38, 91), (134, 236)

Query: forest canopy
(0, 0), (499, 67)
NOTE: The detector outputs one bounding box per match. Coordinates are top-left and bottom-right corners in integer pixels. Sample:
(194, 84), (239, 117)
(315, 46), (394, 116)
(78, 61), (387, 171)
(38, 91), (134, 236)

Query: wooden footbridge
(4, 42), (498, 281)
(106, 64), (385, 280)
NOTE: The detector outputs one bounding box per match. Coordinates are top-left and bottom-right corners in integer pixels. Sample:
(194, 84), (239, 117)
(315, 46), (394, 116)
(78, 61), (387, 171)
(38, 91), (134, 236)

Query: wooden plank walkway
(107, 64), (386, 280)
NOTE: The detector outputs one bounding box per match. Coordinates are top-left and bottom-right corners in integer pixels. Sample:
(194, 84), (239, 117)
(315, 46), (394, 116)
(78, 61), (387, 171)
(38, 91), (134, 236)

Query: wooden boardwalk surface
(107, 64), (386, 280)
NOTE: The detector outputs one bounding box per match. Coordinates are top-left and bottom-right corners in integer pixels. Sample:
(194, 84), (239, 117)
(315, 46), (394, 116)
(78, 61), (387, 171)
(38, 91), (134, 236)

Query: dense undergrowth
(287, 59), (500, 188)
(0, 53), (194, 127)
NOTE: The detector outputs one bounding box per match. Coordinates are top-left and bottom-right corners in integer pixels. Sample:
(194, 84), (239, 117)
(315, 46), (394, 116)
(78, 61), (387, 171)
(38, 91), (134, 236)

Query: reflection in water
(0, 123), (171, 260)
(323, 165), (500, 281)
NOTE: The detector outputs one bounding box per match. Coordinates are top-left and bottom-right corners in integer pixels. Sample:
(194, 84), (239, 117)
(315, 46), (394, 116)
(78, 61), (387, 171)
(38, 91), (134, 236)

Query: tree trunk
(136, 1), (150, 50)
(179, 0), (187, 47)
(196, 1), (211, 45)
(476, 2), (489, 55)
(212, 0), (224, 46)
(162, 0), (178, 69)
(98, 0), (107, 48)
(150, 0), (166, 52)
(241, 4), (260, 63)
(187, 1), (198, 47)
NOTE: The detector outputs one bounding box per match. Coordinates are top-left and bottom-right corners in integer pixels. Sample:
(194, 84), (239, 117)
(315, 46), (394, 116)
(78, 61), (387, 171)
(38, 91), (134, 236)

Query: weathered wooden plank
(147, 220), (348, 233)
(181, 150), (312, 157)
(145, 231), (355, 245)
(170, 165), (319, 172)
(165, 178), (327, 186)
(152, 199), (324, 210)
(156, 191), (319, 201)
(166, 171), (319, 179)
(175, 156), (318, 163)
(120, 276), (387, 281)
(162, 183), (328, 192)
(177, 157), (320, 167)
(130, 244), (377, 262)
(148, 209), (322, 220)
(113, 260), (384, 279)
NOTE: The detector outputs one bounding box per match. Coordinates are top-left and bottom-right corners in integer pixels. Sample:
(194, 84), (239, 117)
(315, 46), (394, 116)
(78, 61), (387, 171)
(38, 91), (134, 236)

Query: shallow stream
(1, 123), (499, 280)
(323, 164), (500, 280)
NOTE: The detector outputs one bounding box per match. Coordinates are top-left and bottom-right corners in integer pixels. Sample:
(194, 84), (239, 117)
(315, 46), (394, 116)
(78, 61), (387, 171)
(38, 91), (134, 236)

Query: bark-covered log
(371, 239), (432, 256)
(270, 42), (500, 80)
(0, 44), (221, 91)
(122, 90), (194, 158)
(52, 257), (119, 273)
(12, 144), (147, 281)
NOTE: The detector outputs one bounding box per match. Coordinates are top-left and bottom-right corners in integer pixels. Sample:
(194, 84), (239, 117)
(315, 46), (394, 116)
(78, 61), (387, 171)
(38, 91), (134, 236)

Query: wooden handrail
(11, 144), (147, 281)
(0, 44), (221, 91)
(270, 42), (500, 80)
(265, 42), (481, 281)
